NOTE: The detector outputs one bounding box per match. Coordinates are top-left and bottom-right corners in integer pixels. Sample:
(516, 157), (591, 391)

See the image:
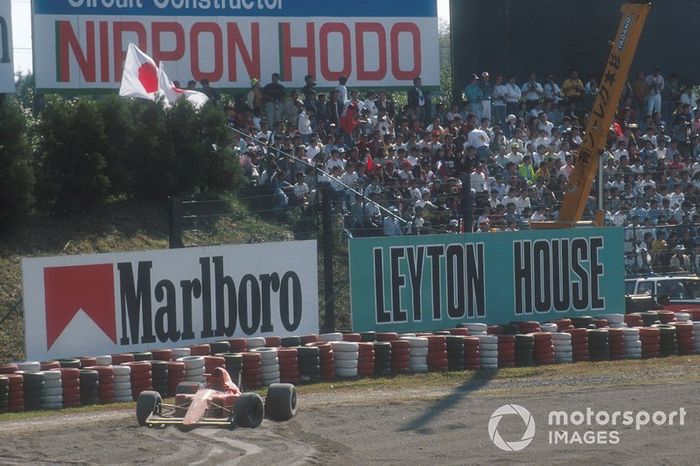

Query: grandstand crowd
(225, 70), (700, 275)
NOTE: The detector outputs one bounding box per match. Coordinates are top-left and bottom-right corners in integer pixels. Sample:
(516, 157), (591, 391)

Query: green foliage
(0, 96), (35, 229)
(97, 96), (135, 197)
(35, 96), (111, 213)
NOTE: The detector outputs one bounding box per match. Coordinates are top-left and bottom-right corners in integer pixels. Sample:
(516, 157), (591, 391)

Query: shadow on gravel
(398, 371), (497, 434)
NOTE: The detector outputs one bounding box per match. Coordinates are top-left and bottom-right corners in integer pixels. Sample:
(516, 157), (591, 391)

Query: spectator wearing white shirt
(645, 67), (665, 116)
(504, 75), (522, 115)
(521, 73), (544, 110)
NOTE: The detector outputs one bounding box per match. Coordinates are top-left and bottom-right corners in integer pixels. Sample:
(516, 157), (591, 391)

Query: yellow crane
(531, 1), (652, 229)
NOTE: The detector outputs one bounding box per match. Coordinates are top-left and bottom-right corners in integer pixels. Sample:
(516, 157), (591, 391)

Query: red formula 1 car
(136, 367), (297, 429)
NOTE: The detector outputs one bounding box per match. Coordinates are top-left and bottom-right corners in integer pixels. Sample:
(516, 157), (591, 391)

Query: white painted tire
(261, 358), (280, 368)
(43, 387), (63, 397)
(319, 333), (343, 342)
(262, 370), (281, 380)
(178, 356), (205, 369)
(95, 355), (112, 366)
(551, 333), (572, 340)
(336, 368), (358, 378)
(609, 323), (628, 328)
(480, 343), (498, 352)
(480, 350), (498, 357)
(185, 367), (206, 377)
(623, 328), (640, 335)
(477, 335), (497, 344)
(261, 364), (280, 375)
(480, 356), (498, 365)
(43, 370), (62, 381)
(114, 382), (132, 392)
(43, 403), (64, 410)
(675, 313), (690, 322)
(400, 337), (428, 348)
(409, 356), (428, 365)
(466, 323), (488, 333)
(335, 359), (359, 369)
(331, 341), (359, 352)
(399, 333), (416, 338)
(172, 348), (191, 358)
(600, 314), (624, 324)
(251, 348), (279, 360)
(333, 351), (359, 361)
(112, 366), (131, 376)
(410, 347), (429, 357)
(246, 337), (266, 348)
(15, 361), (41, 373)
(541, 323), (559, 333)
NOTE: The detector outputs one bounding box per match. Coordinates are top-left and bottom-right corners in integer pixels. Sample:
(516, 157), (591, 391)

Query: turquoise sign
(349, 228), (625, 332)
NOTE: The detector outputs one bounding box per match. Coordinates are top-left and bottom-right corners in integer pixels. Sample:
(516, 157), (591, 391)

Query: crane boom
(531, 1), (652, 229)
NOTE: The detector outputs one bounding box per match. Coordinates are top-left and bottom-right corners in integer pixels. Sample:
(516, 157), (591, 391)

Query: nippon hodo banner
(349, 229), (625, 333)
(31, 0), (439, 90)
(23, 241), (318, 360)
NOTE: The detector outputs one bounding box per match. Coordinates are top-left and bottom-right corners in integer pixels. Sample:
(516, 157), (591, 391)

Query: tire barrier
(6, 374), (24, 412)
(277, 348), (300, 384)
(401, 337), (428, 373)
(389, 339), (410, 374)
(209, 341), (230, 355)
(477, 335), (498, 369)
(518, 321), (542, 334)
(671, 322), (694, 355)
(357, 343), (375, 377)
(588, 329), (610, 362)
(111, 354), (134, 365)
(151, 349), (173, 361)
(241, 352), (263, 389)
(171, 348), (192, 360)
(166, 361), (186, 396)
(658, 311), (676, 324)
(16, 361), (40, 373)
(228, 338), (248, 353)
(623, 328), (642, 359)
(177, 356), (206, 384)
(94, 355), (112, 366)
(540, 323), (559, 333)
(571, 316), (594, 329)
(693, 321), (700, 354)
(376, 332), (399, 342)
(251, 348), (280, 386)
(318, 332), (343, 342)
(331, 341), (359, 378)
(133, 352), (152, 362)
(464, 336), (480, 370)
(552, 332), (573, 364)
(22, 371), (45, 411)
(310, 342), (335, 381)
(652, 324), (678, 357)
(448, 328), (469, 336)
(0, 364), (19, 374)
(79, 370), (99, 406)
(373, 342), (392, 376)
(515, 334), (534, 366)
(42, 370), (63, 410)
(150, 361), (169, 398)
(342, 333), (362, 342)
(361, 331), (377, 342)
(553, 318), (573, 331)
(593, 318), (609, 329)
(218, 353), (243, 383)
(55, 358), (81, 369)
(607, 328), (625, 360)
(300, 335), (318, 345)
(565, 328), (590, 362)
(79, 357), (97, 368)
(204, 356), (226, 374)
(532, 333), (555, 365)
(264, 337), (281, 348)
(600, 314), (626, 328)
(111, 365), (133, 402)
(640, 311), (660, 327)
(625, 313), (645, 327)
(59, 368), (81, 408)
(189, 344), (211, 356)
(496, 335), (515, 368)
(281, 336), (301, 347)
(640, 327), (661, 358)
(462, 323), (487, 336)
(426, 336), (448, 372)
(84, 366), (115, 404)
(246, 337), (266, 350)
(0, 376), (9, 414)
(297, 346), (320, 383)
(40, 361), (61, 371)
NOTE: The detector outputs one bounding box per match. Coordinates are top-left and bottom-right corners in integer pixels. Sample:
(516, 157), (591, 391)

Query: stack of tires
(300, 335), (318, 345)
(178, 356), (206, 384)
(640, 327), (661, 358)
(532, 333), (555, 365)
(376, 332), (399, 342)
(79, 357), (97, 368)
(111, 354), (134, 365)
(204, 356), (226, 375)
(540, 323), (559, 334)
(401, 337), (428, 373)
(477, 335), (498, 369)
(553, 319), (573, 331)
(241, 352), (263, 389)
(133, 352), (152, 362)
(623, 328), (642, 359)
(319, 332), (343, 342)
(693, 320), (700, 354)
(316, 343), (335, 382)
(608, 329), (625, 360)
(342, 333), (362, 342)
(41, 371), (63, 410)
(252, 348), (280, 386)
(566, 328), (590, 362)
(22, 371), (45, 411)
(152, 349), (173, 361)
(57, 359), (81, 369)
(265, 336), (281, 347)
(0, 376), (8, 413)
(572, 316), (593, 329)
(297, 346), (321, 383)
(653, 324), (677, 357)
(171, 348), (191, 360)
(600, 314), (626, 329)
(552, 332), (573, 364)
(593, 318), (609, 329)
(374, 342), (392, 376)
(246, 337), (266, 351)
(278, 348), (300, 384)
(281, 336), (301, 348)
(449, 328), (469, 336)
(625, 313), (645, 327)
(93, 355), (111, 367)
(390, 339), (410, 374)
(464, 323), (487, 336)
(464, 336), (480, 370)
(218, 354), (242, 382)
(640, 311), (660, 327)
(515, 334), (534, 367)
(150, 361), (169, 398)
(83, 366), (115, 404)
(189, 344), (211, 356)
(112, 365), (133, 402)
(496, 335), (515, 368)
(426, 336), (448, 372)
(331, 341), (359, 378)
(518, 321), (542, 334)
(357, 343), (375, 377)
(658, 311), (676, 324)
(587, 330), (610, 362)
(361, 331), (377, 342)
(6, 374), (24, 412)
(16, 361), (40, 373)
(79, 369), (99, 406)
(210, 341), (230, 355)
(167, 361), (186, 396)
(671, 322), (693, 355)
(61, 369), (81, 408)
(40, 361), (60, 371)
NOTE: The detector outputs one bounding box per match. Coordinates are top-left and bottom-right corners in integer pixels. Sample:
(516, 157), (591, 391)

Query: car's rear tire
(236, 393), (264, 428)
(265, 383), (297, 421)
(175, 381), (202, 395)
(136, 391), (161, 426)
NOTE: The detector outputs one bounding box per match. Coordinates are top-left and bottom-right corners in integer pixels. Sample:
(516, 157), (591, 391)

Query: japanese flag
(119, 43), (161, 101)
(159, 64), (209, 109)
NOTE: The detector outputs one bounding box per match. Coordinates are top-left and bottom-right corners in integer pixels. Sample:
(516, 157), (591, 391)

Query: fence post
(168, 196), (184, 249)
(321, 185), (335, 332)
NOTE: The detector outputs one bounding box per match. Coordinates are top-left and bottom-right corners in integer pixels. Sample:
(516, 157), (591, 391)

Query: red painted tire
(300, 335), (318, 344)
(265, 336), (281, 347)
(377, 333), (399, 341)
(151, 349), (173, 361)
(189, 344), (211, 356)
(342, 333), (362, 342)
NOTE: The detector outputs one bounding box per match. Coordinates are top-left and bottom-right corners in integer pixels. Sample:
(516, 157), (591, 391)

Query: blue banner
(349, 228), (626, 333)
(33, 0), (437, 18)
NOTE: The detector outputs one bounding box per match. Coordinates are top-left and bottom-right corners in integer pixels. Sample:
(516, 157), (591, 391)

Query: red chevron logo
(44, 264), (116, 349)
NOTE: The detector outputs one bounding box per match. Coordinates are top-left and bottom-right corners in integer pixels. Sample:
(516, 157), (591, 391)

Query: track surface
(0, 364), (698, 465)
